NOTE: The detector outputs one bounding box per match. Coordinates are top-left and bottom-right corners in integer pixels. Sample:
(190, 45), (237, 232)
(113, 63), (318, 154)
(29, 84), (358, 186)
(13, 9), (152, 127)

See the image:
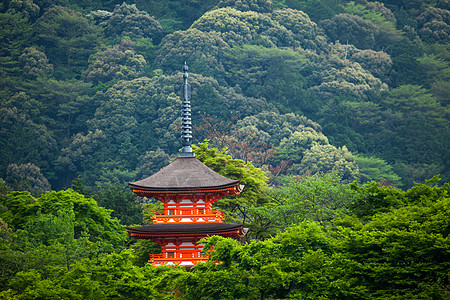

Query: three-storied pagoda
(126, 63), (245, 267)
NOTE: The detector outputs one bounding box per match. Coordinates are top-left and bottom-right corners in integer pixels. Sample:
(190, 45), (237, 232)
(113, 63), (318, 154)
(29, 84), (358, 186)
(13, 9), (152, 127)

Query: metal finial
(179, 62), (195, 157)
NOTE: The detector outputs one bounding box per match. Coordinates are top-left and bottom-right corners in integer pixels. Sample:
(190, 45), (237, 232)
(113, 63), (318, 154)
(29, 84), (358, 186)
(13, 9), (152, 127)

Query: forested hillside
(1, 149), (449, 298)
(1, 0), (449, 191)
(1, 0), (449, 298)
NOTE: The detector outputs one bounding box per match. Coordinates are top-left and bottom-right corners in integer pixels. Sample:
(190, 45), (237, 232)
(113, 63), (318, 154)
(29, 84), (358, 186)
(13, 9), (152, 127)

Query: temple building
(126, 63), (246, 267)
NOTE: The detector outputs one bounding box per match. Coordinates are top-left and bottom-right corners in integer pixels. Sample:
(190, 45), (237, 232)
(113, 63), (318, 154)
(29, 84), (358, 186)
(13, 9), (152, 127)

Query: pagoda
(126, 63), (245, 267)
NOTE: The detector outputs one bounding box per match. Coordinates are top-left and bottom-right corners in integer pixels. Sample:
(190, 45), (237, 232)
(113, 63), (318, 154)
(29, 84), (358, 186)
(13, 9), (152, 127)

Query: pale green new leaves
(84, 40), (146, 84)
(277, 129), (359, 181)
(350, 49), (392, 79)
(278, 129), (329, 164)
(5, 163), (51, 193)
(106, 2), (163, 41)
(298, 143), (359, 182)
(260, 174), (360, 231)
(19, 47), (53, 79)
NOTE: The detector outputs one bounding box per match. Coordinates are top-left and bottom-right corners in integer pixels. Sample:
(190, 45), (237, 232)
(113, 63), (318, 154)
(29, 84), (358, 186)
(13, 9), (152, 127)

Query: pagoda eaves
(129, 156), (243, 194)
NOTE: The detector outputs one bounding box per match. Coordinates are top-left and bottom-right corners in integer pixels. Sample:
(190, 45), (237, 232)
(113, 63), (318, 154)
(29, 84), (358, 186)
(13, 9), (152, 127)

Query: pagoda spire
(179, 62), (194, 157)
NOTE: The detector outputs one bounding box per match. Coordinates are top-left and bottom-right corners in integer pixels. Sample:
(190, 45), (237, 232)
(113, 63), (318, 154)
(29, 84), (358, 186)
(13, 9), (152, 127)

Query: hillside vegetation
(0, 0), (449, 190)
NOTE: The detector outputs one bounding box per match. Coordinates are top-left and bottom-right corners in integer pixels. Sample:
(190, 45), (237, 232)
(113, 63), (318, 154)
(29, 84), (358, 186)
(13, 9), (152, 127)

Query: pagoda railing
(149, 253), (163, 263)
(151, 209), (224, 223)
(149, 253), (209, 265)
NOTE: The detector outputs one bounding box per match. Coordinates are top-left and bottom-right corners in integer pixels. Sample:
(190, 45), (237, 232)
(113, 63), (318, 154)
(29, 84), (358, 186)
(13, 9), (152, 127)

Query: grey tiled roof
(129, 157), (240, 191)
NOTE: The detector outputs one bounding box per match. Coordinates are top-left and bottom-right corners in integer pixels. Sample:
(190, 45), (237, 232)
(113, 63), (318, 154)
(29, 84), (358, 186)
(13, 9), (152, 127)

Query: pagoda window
(198, 209), (204, 215)
(169, 209), (175, 215)
(167, 252), (174, 258)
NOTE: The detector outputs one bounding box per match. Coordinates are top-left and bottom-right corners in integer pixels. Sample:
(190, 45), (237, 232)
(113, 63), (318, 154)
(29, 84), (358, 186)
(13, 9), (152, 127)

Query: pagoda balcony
(149, 253), (209, 266)
(151, 209), (225, 223)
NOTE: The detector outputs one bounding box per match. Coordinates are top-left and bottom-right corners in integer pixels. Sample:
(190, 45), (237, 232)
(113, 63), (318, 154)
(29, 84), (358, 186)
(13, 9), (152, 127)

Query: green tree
(106, 2), (163, 42)
(35, 6), (102, 78)
(0, 189), (126, 289)
(343, 99), (384, 152)
(320, 13), (379, 49)
(191, 7), (297, 48)
(316, 96), (368, 152)
(350, 49), (392, 80)
(18, 47), (53, 79)
(0, 189), (126, 247)
(155, 6), (329, 81)
(387, 38), (425, 87)
(194, 112), (325, 183)
(24, 206), (93, 271)
(5, 163), (51, 194)
(178, 222), (339, 299)
(380, 85), (449, 182)
(236, 111), (322, 147)
(56, 129), (107, 186)
(178, 178), (450, 299)
(354, 154), (401, 186)
(343, 1), (403, 50)
(84, 39), (146, 85)
(193, 142), (270, 239)
(334, 180), (450, 298)
(416, 7), (450, 43)
(1, 249), (183, 299)
(5, 0), (40, 20)
(132, 0), (218, 31)
(348, 181), (405, 221)
(23, 77), (94, 142)
(217, 0), (274, 13)
(0, 11), (33, 99)
(93, 182), (142, 226)
(129, 239), (161, 267)
(135, 148), (172, 179)
(3, 92), (42, 121)
(344, 84), (450, 186)
(154, 28), (230, 78)
(276, 127), (360, 181)
(271, 8), (328, 51)
(349, 176), (449, 221)
(224, 44), (309, 113)
(0, 108), (57, 181)
(277, 129), (329, 164)
(258, 173), (361, 231)
(309, 42), (388, 100)
(277, 0), (345, 22)
(417, 51), (450, 92)
(295, 143), (360, 182)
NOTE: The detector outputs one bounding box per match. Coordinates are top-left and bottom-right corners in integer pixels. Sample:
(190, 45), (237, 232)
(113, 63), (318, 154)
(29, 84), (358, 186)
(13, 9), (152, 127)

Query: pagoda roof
(126, 223), (245, 237)
(129, 156), (242, 192)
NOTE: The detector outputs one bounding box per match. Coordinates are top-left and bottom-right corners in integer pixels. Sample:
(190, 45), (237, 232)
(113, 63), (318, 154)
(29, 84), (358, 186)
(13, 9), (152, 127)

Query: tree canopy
(1, 0), (448, 189)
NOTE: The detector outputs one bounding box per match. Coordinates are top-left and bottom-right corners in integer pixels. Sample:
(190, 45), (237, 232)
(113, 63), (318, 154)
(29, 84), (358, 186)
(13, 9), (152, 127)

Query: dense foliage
(179, 180), (450, 299)
(1, 175), (448, 298)
(0, 0), (448, 191)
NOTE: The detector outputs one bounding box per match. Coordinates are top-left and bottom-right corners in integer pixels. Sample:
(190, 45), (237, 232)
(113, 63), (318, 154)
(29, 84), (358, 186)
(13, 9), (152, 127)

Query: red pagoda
(126, 63), (245, 267)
